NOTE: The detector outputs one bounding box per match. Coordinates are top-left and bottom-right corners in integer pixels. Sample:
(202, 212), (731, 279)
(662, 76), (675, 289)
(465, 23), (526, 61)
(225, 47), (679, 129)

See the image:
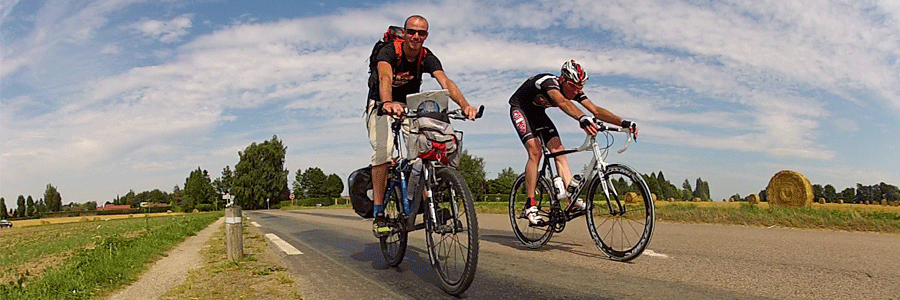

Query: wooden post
(225, 206), (243, 261)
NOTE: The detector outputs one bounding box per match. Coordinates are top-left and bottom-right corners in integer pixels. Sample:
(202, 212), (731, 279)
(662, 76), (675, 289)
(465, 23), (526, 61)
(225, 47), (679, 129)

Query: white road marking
(265, 233), (303, 255)
(250, 222), (260, 227)
(644, 249), (669, 258)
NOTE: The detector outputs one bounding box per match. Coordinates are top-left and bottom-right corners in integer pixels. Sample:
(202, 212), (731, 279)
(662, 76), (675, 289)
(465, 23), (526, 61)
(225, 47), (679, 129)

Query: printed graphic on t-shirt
(393, 71), (415, 87)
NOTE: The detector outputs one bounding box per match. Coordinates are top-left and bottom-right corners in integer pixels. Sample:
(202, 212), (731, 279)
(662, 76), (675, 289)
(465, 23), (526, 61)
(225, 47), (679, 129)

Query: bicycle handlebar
(376, 101), (485, 121)
(569, 121), (634, 154)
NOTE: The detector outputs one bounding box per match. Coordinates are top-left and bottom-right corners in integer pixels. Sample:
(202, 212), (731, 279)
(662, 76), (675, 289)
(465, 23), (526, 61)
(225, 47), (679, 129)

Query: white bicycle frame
(542, 124), (634, 209)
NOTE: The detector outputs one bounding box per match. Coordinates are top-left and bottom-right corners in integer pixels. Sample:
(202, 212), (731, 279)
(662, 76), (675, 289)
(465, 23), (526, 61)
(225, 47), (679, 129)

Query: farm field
(0, 212), (221, 299)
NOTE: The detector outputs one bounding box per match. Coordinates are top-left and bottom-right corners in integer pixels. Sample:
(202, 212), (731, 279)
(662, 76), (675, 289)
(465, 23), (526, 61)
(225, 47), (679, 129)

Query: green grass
(0, 212), (221, 300)
(655, 203), (900, 233)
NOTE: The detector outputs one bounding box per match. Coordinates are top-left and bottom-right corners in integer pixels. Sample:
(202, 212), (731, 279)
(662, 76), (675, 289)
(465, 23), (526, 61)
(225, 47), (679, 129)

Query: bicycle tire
(380, 184), (408, 266)
(508, 174), (555, 249)
(585, 164), (655, 262)
(425, 167), (479, 296)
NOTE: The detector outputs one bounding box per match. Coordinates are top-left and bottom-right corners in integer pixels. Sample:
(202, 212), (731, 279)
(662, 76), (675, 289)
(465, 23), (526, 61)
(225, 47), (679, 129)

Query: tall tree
(299, 167), (327, 198)
(292, 168), (306, 198)
(880, 182), (900, 202)
(812, 184), (824, 202)
(26, 196), (35, 217)
(324, 174), (344, 198)
(184, 167), (216, 211)
(487, 167), (518, 195)
(36, 198), (46, 217)
(232, 135), (289, 209)
(213, 165), (235, 197)
(693, 178), (710, 201)
(823, 184), (837, 203)
(840, 187), (856, 203)
(172, 185), (184, 207)
(17, 195), (26, 218)
(457, 151), (486, 201)
(0, 197), (8, 219)
(44, 184), (62, 212)
(682, 179), (693, 201)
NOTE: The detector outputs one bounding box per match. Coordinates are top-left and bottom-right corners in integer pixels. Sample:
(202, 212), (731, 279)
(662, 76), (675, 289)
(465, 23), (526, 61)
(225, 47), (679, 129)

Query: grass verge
(160, 216), (300, 300)
(655, 202), (900, 233)
(471, 201), (900, 233)
(0, 212), (221, 300)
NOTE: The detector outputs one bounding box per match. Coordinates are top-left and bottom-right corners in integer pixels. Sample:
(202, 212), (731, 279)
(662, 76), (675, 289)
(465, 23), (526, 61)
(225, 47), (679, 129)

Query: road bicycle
(508, 121), (655, 262)
(376, 92), (483, 295)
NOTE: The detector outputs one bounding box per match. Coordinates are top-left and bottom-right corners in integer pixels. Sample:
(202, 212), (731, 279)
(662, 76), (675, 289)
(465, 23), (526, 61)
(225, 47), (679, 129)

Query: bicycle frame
(536, 125), (634, 217)
(383, 115), (461, 234)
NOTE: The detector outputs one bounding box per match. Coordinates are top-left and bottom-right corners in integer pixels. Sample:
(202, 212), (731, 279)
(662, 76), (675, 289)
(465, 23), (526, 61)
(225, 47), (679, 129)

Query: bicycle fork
(599, 176), (627, 216)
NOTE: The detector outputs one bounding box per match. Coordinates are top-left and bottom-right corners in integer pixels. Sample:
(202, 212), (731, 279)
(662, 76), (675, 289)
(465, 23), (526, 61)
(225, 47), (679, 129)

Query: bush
(195, 204), (214, 212)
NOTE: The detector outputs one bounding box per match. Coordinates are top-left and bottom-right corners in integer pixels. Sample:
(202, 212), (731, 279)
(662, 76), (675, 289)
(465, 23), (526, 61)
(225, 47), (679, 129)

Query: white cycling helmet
(561, 59), (588, 85)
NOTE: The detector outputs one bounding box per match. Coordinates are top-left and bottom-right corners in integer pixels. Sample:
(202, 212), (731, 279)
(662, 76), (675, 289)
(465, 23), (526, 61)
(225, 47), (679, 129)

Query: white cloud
(2, 0), (899, 203)
(100, 43), (119, 54)
(132, 14), (193, 43)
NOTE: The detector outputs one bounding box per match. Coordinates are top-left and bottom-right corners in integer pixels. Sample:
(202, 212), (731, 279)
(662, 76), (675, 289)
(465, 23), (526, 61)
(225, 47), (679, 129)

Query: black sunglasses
(405, 28), (429, 37)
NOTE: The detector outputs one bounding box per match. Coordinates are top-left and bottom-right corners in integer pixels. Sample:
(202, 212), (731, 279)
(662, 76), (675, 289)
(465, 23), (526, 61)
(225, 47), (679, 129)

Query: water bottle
(552, 176), (567, 200)
(566, 174), (583, 195)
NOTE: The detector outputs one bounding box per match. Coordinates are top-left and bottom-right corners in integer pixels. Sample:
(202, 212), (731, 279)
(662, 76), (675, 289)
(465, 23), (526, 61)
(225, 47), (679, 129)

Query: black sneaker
(372, 214), (391, 237)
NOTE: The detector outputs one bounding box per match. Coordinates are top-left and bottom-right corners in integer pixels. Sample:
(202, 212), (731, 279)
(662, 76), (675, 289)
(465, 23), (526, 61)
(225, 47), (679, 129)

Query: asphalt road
(246, 209), (900, 300)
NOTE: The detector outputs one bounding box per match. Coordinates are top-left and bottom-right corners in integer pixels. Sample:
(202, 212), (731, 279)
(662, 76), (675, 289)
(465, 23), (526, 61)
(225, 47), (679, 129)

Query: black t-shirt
(367, 42), (443, 103)
(509, 73), (587, 108)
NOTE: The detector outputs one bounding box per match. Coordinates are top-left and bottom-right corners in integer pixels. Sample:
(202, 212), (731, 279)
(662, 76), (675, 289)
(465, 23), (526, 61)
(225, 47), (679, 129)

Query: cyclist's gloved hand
(579, 115), (599, 136)
(621, 120), (639, 139)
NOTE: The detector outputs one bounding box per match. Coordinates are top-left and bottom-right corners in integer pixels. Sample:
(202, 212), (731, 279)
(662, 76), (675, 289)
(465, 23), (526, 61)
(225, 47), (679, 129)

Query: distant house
(97, 204), (131, 211)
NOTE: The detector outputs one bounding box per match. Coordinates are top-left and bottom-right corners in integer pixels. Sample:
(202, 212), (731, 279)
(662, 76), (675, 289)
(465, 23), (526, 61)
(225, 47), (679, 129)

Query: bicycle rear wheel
(425, 167), (478, 296)
(508, 174), (554, 249)
(585, 164), (655, 262)
(379, 184), (408, 266)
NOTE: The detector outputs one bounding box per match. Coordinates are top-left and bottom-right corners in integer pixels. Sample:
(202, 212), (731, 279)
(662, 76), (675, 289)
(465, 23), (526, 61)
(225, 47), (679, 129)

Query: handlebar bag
(348, 166), (374, 218)
(407, 112), (462, 167)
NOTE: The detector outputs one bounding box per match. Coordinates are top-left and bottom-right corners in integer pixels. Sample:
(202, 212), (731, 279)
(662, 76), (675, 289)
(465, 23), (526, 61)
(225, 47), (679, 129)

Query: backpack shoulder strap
(392, 39), (429, 75)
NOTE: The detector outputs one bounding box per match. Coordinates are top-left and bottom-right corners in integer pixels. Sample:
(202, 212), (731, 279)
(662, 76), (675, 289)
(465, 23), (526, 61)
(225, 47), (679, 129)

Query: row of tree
(1, 184), (66, 219)
(6, 138), (898, 220)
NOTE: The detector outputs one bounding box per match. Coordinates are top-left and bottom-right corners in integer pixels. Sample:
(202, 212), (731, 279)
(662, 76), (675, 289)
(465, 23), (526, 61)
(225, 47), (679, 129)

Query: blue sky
(2, 0), (899, 204)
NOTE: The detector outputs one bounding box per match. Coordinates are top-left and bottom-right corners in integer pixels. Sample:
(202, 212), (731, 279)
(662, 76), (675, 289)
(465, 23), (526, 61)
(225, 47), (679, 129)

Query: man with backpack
(509, 60), (639, 225)
(367, 15), (478, 237)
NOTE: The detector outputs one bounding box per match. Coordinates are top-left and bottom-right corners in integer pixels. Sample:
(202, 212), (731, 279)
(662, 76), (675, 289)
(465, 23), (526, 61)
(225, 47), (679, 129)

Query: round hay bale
(765, 170), (813, 208)
(818, 198), (826, 204)
(668, 198), (675, 202)
(40, 220), (51, 224)
(192, 208), (200, 213)
(747, 194), (760, 204)
(692, 197), (701, 202)
(80, 217), (90, 222)
(839, 199), (844, 204)
(882, 199), (888, 206)
(624, 192), (638, 203)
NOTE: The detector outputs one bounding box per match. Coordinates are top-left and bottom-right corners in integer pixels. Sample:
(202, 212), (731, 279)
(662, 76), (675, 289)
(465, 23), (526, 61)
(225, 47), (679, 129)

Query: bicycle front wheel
(585, 164), (655, 262)
(379, 184), (408, 266)
(508, 174), (554, 248)
(425, 167), (478, 296)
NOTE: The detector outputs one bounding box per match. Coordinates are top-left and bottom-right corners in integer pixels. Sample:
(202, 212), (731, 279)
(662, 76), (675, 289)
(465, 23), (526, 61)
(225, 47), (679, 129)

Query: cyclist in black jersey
(367, 15), (478, 237)
(509, 60), (639, 224)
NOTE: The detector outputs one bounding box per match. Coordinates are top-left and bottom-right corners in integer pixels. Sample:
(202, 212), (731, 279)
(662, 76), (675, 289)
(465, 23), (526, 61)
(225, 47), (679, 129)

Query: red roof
(98, 204), (132, 211)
